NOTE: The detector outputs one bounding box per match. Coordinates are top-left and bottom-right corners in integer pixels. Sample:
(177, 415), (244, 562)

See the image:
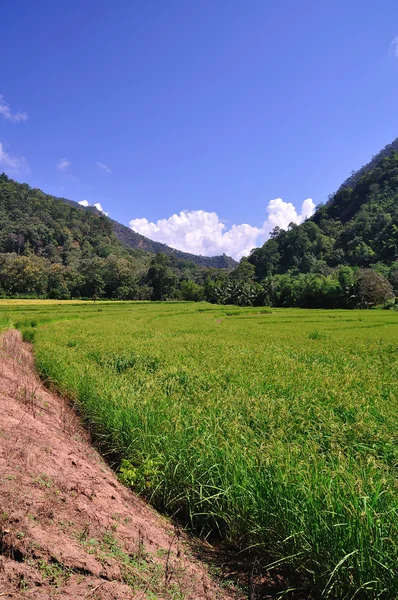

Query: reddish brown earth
(0, 330), (243, 600)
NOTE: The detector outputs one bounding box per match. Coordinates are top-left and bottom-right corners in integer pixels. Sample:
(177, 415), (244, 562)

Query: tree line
(1, 249), (395, 309)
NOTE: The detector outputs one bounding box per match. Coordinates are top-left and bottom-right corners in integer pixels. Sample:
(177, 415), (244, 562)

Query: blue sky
(1, 0), (398, 258)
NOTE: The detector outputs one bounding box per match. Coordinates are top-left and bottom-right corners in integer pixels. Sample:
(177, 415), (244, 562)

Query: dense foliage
(2, 301), (397, 598)
(205, 261), (396, 309)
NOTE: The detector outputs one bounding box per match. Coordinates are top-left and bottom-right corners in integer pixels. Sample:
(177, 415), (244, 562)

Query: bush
(383, 297), (398, 310)
(355, 269), (394, 308)
(48, 288), (70, 300)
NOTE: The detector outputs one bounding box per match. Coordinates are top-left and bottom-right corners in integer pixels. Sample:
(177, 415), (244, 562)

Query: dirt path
(0, 330), (242, 599)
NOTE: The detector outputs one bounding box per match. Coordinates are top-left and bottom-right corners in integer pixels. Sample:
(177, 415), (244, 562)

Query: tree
(79, 258), (106, 298)
(389, 262), (398, 295)
(146, 254), (178, 300)
(355, 269), (394, 308)
(230, 258), (255, 283)
(180, 280), (205, 302)
(0, 255), (47, 296)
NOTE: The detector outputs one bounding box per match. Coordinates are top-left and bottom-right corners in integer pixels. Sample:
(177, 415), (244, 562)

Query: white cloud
(265, 197), (315, 231)
(0, 95), (28, 123)
(93, 202), (108, 215)
(129, 198), (316, 260)
(57, 158), (71, 171)
(390, 37), (398, 57)
(0, 142), (28, 175)
(97, 161), (111, 174)
(78, 199), (108, 216)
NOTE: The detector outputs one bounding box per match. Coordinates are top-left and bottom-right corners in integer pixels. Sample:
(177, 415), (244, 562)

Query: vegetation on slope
(0, 175), (232, 300)
(2, 301), (397, 599)
(203, 150), (398, 309)
(249, 152), (398, 276)
(338, 136), (398, 191)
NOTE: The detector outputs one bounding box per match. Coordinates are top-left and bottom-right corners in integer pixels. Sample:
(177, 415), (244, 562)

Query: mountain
(0, 175), (133, 262)
(59, 197), (236, 268)
(110, 219), (237, 268)
(0, 175), (233, 300)
(248, 142), (398, 278)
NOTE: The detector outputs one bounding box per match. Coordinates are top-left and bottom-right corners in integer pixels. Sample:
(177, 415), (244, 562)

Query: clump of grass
(21, 328), (36, 343)
(308, 329), (325, 340)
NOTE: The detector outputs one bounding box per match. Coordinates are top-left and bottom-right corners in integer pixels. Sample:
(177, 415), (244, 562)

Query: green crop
(1, 300), (397, 599)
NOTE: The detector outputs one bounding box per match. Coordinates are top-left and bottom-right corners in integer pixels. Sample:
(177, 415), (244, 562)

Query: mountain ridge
(337, 136), (398, 193)
(60, 196), (236, 268)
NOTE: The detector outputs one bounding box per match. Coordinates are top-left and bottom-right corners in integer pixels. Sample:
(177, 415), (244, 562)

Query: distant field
(1, 301), (397, 599)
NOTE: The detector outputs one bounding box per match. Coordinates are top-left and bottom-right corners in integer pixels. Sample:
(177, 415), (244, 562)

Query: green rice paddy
(1, 301), (397, 598)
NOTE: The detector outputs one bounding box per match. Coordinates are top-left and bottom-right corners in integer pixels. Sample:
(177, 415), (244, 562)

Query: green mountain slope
(249, 149), (398, 278)
(204, 143), (398, 309)
(0, 175), (232, 299)
(0, 175), (133, 260)
(338, 136), (398, 192)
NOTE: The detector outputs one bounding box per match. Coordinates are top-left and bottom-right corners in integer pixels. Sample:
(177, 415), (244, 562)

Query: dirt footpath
(0, 330), (241, 599)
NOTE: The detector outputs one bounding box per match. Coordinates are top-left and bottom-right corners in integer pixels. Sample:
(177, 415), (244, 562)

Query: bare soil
(0, 330), (243, 599)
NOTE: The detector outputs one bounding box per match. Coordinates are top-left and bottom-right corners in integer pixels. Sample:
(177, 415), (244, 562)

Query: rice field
(1, 300), (397, 599)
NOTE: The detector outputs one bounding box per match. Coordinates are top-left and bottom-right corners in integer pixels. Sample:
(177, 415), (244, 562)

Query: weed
(308, 329), (325, 340)
(32, 474), (53, 489)
(36, 558), (71, 587)
(21, 328), (35, 343)
(17, 575), (30, 590)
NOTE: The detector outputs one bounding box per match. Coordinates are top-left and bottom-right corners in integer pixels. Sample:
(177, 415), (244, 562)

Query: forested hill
(248, 149), (398, 279)
(0, 175), (236, 269)
(0, 174), (233, 300)
(0, 175), (130, 262)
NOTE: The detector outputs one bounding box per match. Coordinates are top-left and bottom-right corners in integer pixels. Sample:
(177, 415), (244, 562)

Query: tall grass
(1, 301), (397, 598)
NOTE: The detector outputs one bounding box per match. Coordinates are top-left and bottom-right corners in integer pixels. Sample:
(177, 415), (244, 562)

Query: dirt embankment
(0, 330), (241, 599)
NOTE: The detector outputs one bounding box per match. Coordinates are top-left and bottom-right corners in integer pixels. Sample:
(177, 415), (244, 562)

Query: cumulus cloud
(265, 197), (315, 231)
(78, 199), (108, 216)
(0, 142), (28, 175)
(97, 161), (111, 174)
(0, 95), (28, 123)
(390, 37), (398, 57)
(129, 198), (316, 260)
(57, 158), (71, 171)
